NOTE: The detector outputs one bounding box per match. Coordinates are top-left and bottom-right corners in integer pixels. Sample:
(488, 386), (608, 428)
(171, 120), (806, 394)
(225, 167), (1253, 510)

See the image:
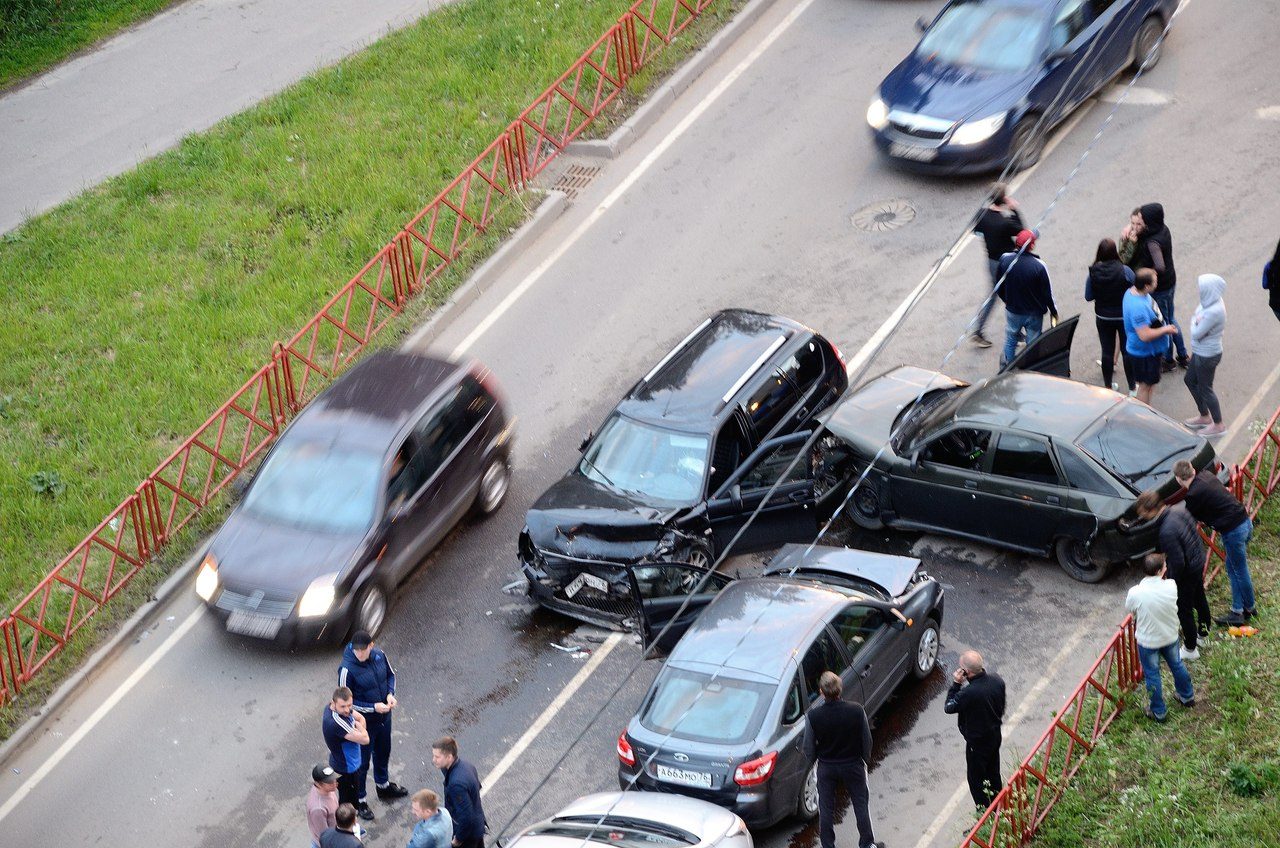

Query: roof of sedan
(667, 578), (855, 679)
(950, 372), (1121, 438)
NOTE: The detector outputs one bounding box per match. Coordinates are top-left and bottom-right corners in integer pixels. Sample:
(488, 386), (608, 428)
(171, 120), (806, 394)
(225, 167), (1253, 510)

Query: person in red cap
(996, 229), (1057, 366)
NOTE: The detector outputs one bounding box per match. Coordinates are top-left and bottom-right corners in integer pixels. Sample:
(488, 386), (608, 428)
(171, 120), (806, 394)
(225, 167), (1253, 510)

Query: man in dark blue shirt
(322, 687), (369, 813)
(996, 229), (1057, 367)
(432, 736), (487, 848)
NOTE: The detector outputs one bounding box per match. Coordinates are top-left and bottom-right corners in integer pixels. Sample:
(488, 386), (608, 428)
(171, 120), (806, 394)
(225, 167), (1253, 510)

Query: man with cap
(339, 630), (409, 821)
(996, 229), (1058, 367)
(307, 764), (340, 848)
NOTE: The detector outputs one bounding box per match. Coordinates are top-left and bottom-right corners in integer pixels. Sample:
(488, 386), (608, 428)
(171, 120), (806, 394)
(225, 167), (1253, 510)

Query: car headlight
(951, 112), (1006, 146)
(298, 573), (339, 618)
(195, 554), (219, 601)
(866, 97), (889, 130)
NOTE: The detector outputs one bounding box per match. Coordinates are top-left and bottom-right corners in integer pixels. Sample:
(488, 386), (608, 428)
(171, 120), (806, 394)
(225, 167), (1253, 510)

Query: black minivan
(195, 350), (513, 645)
(518, 309), (848, 627)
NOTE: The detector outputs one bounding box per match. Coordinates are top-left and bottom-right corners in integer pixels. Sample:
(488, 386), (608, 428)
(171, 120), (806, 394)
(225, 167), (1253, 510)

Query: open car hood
(763, 543), (922, 599)
(821, 366), (965, 449)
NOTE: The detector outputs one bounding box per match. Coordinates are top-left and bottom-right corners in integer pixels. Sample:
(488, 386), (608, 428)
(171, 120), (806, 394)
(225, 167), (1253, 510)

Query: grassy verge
(0, 0), (182, 89)
(0, 0), (741, 737)
(1029, 495), (1280, 846)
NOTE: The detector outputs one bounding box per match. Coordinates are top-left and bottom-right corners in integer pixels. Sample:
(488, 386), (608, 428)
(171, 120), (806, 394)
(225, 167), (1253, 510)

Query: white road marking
(1256, 105), (1280, 120)
(0, 606), (205, 824)
(911, 593), (1108, 848)
(480, 631), (623, 795)
(450, 0), (822, 357)
(1098, 86), (1173, 105)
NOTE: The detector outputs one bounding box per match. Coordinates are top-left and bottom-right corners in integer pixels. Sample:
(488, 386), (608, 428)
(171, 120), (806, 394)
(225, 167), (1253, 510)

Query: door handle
(789, 489), (809, 503)
(964, 480), (978, 489)
(1047, 495), (1060, 504)
(859, 664), (872, 680)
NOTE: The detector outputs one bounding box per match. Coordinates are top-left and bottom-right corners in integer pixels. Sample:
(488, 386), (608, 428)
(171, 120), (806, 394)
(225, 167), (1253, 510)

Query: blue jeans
(1003, 311), (1043, 366)
(1138, 641), (1194, 720)
(1221, 517), (1256, 613)
(1151, 289), (1187, 360)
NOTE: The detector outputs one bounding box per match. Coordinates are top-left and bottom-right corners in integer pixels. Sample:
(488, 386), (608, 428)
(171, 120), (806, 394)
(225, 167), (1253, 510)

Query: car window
(831, 606), (889, 661)
(387, 439), (430, 511)
(800, 629), (851, 703)
(1077, 403), (1201, 490)
(526, 821), (697, 848)
(456, 374), (495, 429)
(746, 368), (801, 441)
(781, 672), (805, 725)
(778, 341), (825, 396)
(740, 439), (808, 492)
(1049, 0), (1093, 51)
(416, 400), (464, 478)
(917, 4), (1047, 72)
(990, 433), (1061, 485)
(579, 414), (710, 505)
(710, 415), (750, 493)
(242, 440), (381, 533)
(641, 667), (774, 744)
(1056, 445), (1118, 495)
(921, 428), (991, 471)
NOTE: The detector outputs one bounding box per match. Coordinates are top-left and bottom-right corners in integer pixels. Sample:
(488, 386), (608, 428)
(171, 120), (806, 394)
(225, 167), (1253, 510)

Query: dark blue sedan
(867, 0), (1176, 174)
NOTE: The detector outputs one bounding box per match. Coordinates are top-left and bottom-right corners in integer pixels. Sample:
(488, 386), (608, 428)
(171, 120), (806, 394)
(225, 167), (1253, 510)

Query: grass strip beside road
(1028, 497), (1280, 846)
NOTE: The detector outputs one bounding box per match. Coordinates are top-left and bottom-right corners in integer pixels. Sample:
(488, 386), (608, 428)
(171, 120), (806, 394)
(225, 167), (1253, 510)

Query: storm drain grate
(551, 164), (602, 200)
(852, 198), (916, 232)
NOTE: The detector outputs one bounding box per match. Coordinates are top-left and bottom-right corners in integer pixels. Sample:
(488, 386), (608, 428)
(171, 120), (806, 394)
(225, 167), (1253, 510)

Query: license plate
(656, 764), (713, 788)
(564, 571), (609, 598)
(889, 141), (937, 162)
(226, 610), (283, 639)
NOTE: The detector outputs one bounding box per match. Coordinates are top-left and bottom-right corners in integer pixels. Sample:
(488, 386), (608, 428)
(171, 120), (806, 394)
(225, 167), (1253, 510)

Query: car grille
(887, 111), (954, 142)
(550, 584), (640, 621)
(216, 586), (296, 618)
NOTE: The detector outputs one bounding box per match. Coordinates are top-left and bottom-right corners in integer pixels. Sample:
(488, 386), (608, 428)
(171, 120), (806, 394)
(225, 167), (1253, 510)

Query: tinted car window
(922, 428), (991, 471)
(831, 606), (888, 661)
(917, 4), (1046, 72)
(779, 342), (825, 395)
(741, 440), (807, 491)
(1049, 0), (1092, 50)
(781, 673), (805, 725)
(388, 439), (430, 510)
(710, 415), (750, 494)
(457, 374), (495, 429)
(580, 414), (710, 505)
(746, 369), (801, 440)
(990, 433), (1060, 485)
(1056, 445), (1118, 495)
(641, 667), (773, 744)
(243, 440), (381, 533)
(1077, 404), (1202, 491)
(800, 629), (851, 703)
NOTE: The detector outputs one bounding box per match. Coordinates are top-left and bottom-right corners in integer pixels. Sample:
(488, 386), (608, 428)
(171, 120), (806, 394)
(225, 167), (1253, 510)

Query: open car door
(629, 562), (733, 657)
(1000, 314), (1078, 377)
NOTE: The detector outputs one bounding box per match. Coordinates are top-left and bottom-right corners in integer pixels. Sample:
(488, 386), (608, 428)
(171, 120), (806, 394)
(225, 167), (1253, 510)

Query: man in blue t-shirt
(322, 687), (370, 811)
(1123, 268), (1179, 404)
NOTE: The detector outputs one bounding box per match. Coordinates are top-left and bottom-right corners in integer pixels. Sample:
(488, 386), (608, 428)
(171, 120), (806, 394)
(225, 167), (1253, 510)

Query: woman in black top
(1085, 238), (1136, 392)
(1267, 237), (1280, 322)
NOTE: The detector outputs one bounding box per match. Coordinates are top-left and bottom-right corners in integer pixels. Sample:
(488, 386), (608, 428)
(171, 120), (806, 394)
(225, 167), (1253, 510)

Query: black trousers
(1173, 571), (1212, 650)
(965, 735), (1003, 808)
(817, 759), (876, 848)
(1095, 317), (1134, 391)
(337, 771), (361, 808)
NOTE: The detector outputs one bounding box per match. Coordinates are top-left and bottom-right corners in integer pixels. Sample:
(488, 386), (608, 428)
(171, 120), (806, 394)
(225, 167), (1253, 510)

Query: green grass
(1029, 495), (1280, 846)
(0, 0), (182, 89)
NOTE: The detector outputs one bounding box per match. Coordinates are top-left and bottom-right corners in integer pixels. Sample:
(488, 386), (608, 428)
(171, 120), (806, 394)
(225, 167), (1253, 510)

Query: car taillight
(734, 751), (777, 786)
(617, 730), (636, 766)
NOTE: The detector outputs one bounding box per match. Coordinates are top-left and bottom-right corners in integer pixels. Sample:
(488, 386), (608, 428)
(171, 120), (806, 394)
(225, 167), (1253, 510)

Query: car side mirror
(914, 16), (929, 33)
(578, 432), (593, 453)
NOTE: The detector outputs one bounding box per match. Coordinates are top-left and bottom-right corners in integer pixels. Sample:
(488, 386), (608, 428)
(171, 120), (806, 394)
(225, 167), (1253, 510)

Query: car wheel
(912, 617), (941, 680)
(1131, 16), (1163, 73)
(849, 479), (884, 530)
(353, 584), (389, 638)
(795, 760), (820, 821)
(683, 539), (714, 571)
(1055, 537), (1111, 584)
(1010, 117), (1046, 172)
(474, 454), (511, 517)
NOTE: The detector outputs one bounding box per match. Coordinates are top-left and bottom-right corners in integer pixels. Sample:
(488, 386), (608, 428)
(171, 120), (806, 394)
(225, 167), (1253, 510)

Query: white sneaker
(1180, 646), (1200, 661)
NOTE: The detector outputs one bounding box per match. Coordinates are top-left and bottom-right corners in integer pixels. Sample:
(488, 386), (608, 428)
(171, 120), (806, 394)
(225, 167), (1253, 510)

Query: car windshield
(894, 387), (965, 451)
(528, 819), (697, 848)
(579, 414), (709, 505)
(242, 439), (382, 533)
(641, 666), (774, 745)
(1077, 404), (1203, 491)
(916, 3), (1047, 72)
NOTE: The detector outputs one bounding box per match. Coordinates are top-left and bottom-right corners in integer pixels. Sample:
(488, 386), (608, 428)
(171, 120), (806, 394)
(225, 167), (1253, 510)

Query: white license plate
(656, 764), (713, 788)
(889, 142), (938, 162)
(226, 610), (283, 639)
(564, 571), (609, 598)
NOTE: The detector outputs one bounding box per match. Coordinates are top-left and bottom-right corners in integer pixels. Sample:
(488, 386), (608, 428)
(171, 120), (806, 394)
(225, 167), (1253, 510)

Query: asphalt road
(2, 0), (1279, 847)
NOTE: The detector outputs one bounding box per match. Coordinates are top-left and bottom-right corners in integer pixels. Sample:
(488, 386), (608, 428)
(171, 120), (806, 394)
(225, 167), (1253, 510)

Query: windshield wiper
(579, 453), (618, 490)
(1122, 446), (1197, 483)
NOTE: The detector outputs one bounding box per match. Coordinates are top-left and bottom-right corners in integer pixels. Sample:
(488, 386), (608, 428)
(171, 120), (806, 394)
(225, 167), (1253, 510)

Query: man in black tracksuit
(944, 650), (1006, 809)
(338, 630), (409, 821)
(803, 671), (882, 848)
(1136, 491), (1212, 658)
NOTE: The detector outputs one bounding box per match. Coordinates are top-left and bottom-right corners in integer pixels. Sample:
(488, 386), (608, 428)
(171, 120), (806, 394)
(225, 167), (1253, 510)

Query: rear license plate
(226, 610), (283, 639)
(564, 571), (609, 598)
(655, 764), (713, 788)
(889, 142), (937, 162)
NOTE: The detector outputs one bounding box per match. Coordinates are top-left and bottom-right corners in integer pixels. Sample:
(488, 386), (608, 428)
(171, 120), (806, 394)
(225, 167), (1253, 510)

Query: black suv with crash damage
(518, 309), (848, 627)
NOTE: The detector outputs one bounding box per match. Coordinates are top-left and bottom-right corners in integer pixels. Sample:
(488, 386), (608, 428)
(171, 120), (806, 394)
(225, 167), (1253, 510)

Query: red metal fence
(958, 405), (1280, 848)
(0, 0), (722, 710)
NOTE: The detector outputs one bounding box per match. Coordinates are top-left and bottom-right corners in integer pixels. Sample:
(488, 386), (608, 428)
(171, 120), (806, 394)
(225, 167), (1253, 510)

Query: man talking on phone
(944, 650), (1007, 809)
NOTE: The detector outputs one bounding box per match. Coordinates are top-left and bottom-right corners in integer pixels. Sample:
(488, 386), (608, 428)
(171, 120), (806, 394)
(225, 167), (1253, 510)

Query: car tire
(795, 760), (820, 821)
(474, 453), (511, 517)
(1055, 537), (1111, 584)
(353, 583), (389, 639)
(849, 479), (885, 530)
(911, 617), (941, 680)
(1010, 117), (1046, 172)
(1131, 16), (1163, 73)
(683, 539), (715, 571)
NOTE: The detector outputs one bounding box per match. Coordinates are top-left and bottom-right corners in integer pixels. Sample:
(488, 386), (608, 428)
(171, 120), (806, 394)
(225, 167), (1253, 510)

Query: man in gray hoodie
(1183, 274), (1227, 436)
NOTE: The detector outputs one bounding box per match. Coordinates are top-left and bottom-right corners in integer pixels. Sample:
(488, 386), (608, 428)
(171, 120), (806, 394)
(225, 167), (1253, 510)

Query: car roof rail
(638, 316), (714, 387)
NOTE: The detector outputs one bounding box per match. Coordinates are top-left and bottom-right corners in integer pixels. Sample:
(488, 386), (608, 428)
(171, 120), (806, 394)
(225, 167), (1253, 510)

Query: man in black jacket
(432, 736), (487, 848)
(971, 182), (1024, 348)
(1173, 460), (1257, 625)
(1136, 491), (1212, 659)
(803, 671), (882, 848)
(996, 229), (1058, 368)
(944, 650), (1006, 809)
(338, 631), (409, 821)
(1133, 202), (1187, 369)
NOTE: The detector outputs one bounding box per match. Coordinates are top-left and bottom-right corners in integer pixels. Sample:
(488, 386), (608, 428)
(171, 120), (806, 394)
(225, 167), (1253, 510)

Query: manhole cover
(551, 164), (601, 200)
(851, 198), (916, 232)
